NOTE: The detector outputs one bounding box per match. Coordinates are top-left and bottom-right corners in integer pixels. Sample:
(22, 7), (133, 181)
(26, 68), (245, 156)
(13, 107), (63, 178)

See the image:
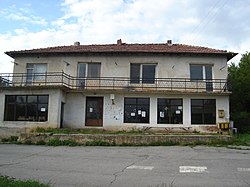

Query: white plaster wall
(63, 92), (229, 129)
(13, 55), (228, 80)
(0, 89), (63, 129)
(63, 93), (85, 128)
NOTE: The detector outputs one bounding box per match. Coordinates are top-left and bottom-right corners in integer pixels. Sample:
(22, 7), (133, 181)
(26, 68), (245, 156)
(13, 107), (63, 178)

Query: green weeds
(0, 175), (49, 187)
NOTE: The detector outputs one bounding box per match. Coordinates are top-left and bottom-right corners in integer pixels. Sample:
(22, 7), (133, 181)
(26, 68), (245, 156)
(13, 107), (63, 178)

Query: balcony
(0, 72), (230, 94)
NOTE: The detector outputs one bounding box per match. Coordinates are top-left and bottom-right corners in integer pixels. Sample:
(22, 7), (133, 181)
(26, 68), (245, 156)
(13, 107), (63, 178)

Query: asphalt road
(0, 144), (249, 187)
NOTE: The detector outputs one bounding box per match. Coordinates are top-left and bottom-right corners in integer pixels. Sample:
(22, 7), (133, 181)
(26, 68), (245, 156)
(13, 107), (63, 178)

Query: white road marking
(126, 165), (154, 170)
(237, 168), (250, 172)
(179, 166), (208, 173)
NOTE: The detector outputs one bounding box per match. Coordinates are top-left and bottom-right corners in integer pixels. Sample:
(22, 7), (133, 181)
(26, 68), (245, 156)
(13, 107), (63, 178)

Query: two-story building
(0, 39), (237, 133)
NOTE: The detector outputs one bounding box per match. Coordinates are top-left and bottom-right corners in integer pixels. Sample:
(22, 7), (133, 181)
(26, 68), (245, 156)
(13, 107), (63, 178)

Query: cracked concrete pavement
(0, 144), (249, 187)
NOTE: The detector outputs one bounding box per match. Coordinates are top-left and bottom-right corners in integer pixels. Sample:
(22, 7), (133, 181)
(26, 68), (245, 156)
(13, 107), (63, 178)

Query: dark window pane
(124, 98), (136, 105)
(157, 98), (183, 124)
(16, 96), (26, 103)
(191, 99), (203, 106)
(4, 95), (49, 122)
(205, 65), (212, 80)
(190, 65), (203, 80)
(6, 96), (15, 103)
(27, 104), (37, 121)
(171, 99), (182, 106)
(87, 63), (100, 78)
(124, 105), (137, 123)
(28, 96), (37, 103)
(124, 97), (150, 123)
(38, 95), (49, 104)
(191, 99), (216, 124)
(158, 98), (170, 106)
(16, 104), (26, 121)
(137, 98), (149, 105)
(38, 104), (48, 122)
(130, 64), (140, 83)
(26, 69), (33, 84)
(4, 104), (15, 121)
(142, 65), (155, 84)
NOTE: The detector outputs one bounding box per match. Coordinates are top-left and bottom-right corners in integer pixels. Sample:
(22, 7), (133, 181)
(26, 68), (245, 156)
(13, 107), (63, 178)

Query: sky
(0, 0), (249, 73)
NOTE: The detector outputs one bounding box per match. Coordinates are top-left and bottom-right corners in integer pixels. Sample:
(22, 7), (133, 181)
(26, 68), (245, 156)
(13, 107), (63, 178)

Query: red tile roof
(5, 42), (237, 61)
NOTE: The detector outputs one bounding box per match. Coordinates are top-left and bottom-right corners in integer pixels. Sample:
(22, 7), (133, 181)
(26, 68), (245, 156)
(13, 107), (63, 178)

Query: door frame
(85, 96), (103, 127)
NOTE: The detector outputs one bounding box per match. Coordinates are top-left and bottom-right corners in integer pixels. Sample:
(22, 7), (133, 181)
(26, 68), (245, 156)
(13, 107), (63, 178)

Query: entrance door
(85, 97), (103, 126)
(60, 102), (65, 128)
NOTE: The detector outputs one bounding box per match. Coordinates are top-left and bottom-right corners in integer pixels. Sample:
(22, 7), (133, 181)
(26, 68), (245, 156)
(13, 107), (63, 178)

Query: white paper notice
(41, 108), (46, 112)
(142, 111), (146, 117)
(178, 106), (183, 110)
(160, 111), (164, 118)
(176, 110), (181, 114)
(131, 113), (136, 116)
(138, 110), (142, 115)
(89, 108), (93, 112)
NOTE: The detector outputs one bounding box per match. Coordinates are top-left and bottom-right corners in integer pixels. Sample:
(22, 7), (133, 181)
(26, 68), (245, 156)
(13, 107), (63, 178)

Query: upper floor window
(78, 63), (101, 78)
(190, 64), (213, 91)
(78, 63), (101, 87)
(190, 64), (212, 80)
(26, 64), (47, 83)
(130, 63), (156, 84)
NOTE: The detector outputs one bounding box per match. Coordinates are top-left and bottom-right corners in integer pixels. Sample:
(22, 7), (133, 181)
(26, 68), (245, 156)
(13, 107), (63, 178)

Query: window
(190, 64), (212, 80)
(4, 95), (49, 122)
(190, 64), (213, 91)
(130, 64), (156, 84)
(88, 63), (101, 78)
(124, 98), (150, 123)
(78, 63), (101, 87)
(26, 64), (47, 83)
(78, 63), (101, 78)
(157, 99), (183, 124)
(191, 99), (216, 124)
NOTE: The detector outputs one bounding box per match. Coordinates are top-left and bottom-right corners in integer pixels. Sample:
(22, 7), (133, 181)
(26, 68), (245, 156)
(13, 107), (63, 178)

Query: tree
(228, 52), (250, 132)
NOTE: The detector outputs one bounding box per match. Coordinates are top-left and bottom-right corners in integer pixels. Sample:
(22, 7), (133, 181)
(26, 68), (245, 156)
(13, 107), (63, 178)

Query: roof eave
(5, 50), (238, 60)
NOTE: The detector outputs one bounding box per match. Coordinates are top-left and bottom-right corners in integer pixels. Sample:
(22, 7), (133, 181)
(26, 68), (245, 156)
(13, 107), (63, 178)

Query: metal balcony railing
(0, 72), (230, 93)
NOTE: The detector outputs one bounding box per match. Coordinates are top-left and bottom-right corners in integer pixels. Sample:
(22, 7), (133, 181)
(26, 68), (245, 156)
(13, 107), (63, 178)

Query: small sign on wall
(142, 111), (146, 117)
(41, 108), (46, 112)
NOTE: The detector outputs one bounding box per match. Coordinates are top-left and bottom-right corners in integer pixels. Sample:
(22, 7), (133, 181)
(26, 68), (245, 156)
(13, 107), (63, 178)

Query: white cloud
(1, 0), (250, 73)
(1, 5), (48, 26)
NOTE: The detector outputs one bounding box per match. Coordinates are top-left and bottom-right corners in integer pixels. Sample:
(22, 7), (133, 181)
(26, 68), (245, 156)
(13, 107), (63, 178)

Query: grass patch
(1, 136), (18, 143)
(0, 175), (49, 187)
(230, 133), (250, 146)
(85, 140), (115, 146)
(47, 139), (79, 146)
(34, 127), (147, 135)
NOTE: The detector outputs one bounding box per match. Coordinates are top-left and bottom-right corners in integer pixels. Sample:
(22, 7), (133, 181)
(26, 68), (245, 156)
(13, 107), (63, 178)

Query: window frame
(124, 97), (150, 123)
(26, 63), (47, 83)
(130, 63), (156, 84)
(157, 98), (183, 124)
(191, 99), (216, 125)
(78, 63), (101, 78)
(190, 64), (213, 81)
(4, 95), (49, 122)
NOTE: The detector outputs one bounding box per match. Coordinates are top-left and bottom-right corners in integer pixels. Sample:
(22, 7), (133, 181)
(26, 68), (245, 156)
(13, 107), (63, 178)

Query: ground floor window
(191, 99), (216, 124)
(157, 98), (183, 124)
(124, 98), (149, 123)
(4, 95), (49, 122)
